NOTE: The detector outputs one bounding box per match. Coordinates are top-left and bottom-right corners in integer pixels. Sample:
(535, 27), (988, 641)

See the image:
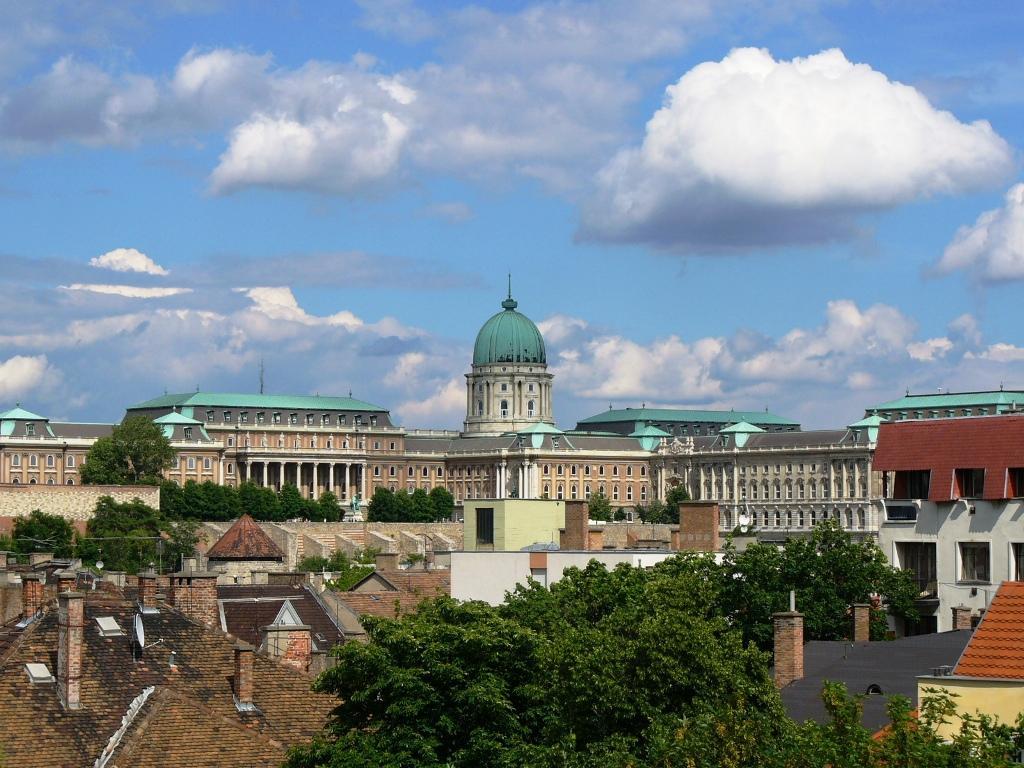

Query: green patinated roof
(848, 415), (888, 428)
(869, 390), (1024, 412)
(517, 422), (563, 435)
(719, 421), (765, 434)
(0, 406), (47, 421)
(578, 407), (798, 426)
(473, 294), (546, 366)
(153, 412), (203, 425)
(128, 392), (388, 413)
(629, 425), (672, 438)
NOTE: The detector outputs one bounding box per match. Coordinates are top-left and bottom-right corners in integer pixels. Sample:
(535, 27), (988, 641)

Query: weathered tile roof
(206, 514), (285, 561)
(955, 581), (1024, 679)
(0, 592), (334, 768)
(218, 583), (346, 650)
(334, 591), (425, 619)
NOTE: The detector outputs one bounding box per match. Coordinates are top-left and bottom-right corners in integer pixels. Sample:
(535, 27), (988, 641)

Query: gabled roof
(628, 425), (672, 438)
(954, 581), (1024, 679)
(848, 415), (887, 428)
(517, 422), (563, 435)
(719, 421), (765, 434)
(206, 515), (285, 561)
(217, 585), (345, 650)
(152, 411), (203, 425)
(129, 391), (388, 413)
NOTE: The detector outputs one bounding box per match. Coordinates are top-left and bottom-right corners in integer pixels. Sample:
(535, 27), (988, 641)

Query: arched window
(66, 478), (74, 485)
(528, 400), (535, 417)
(543, 484), (549, 498)
(640, 465), (647, 477)
(557, 485), (564, 500)
(640, 486), (647, 501)
(571, 484), (578, 499)
(477, 401), (483, 415)
(500, 400), (509, 417)
(543, 464), (550, 475)
(626, 486), (633, 501)
(612, 486), (620, 500)
(585, 484), (591, 499)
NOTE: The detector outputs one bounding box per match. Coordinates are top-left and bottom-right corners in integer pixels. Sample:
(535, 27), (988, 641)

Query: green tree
(586, 489), (612, 521)
(159, 480), (186, 519)
(720, 520), (919, 649)
(238, 481), (283, 521)
(408, 488), (434, 522)
(367, 487), (406, 522)
(428, 486), (455, 521)
(664, 484), (690, 510)
(635, 499), (672, 524)
(278, 484), (308, 520)
(75, 496), (197, 574)
(81, 415), (175, 485)
(12, 510), (75, 558)
(317, 491), (342, 522)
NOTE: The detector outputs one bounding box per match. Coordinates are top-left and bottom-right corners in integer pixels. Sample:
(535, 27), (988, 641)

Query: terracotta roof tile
(955, 581), (1024, 679)
(335, 591), (425, 619)
(206, 514), (284, 560)
(355, 568), (451, 596)
(217, 584), (346, 650)
(0, 591), (334, 768)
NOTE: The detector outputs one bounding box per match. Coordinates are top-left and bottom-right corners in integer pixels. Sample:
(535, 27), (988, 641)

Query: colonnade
(238, 459), (367, 501)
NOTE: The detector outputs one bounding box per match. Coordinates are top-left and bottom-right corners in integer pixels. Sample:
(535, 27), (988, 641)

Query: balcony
(884, 499), (920, 522)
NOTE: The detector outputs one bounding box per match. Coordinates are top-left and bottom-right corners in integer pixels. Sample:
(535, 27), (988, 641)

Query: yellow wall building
(463, 499), (566, 552)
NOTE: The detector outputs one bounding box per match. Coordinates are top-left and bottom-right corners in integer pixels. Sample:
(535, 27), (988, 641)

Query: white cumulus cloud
(395, 378), (465, 426)
(936, 183), (1024, 280)
(0, 355), (59, 400)
(89, 247), (169, 276)
(907, 337), (954, 362)
(581, 47), (1013, 251)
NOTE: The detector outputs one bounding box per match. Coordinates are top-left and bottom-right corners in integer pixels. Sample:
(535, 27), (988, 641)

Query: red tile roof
(955, 581), (1024, 679)
(206, 514), (284, 560)
(873, 415), (1024, 501)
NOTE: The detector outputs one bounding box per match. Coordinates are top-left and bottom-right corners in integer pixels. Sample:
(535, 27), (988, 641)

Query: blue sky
(1, 0), (1023, 430)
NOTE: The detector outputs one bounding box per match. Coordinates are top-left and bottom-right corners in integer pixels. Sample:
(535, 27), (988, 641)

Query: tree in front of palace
(75, 496), (200, 574)
(428, 486), (455, 521)
(585, 489), (613, 521)
(12, 509), (75, 558)
(664, 483), (690, 510)
(81, 415), (175, 485)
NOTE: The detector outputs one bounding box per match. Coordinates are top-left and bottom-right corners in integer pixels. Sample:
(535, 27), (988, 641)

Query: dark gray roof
(780, 631), (973, 731)
(48, 422), (114, 439)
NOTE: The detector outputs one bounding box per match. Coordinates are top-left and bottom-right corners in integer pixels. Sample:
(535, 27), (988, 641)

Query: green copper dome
(473, 293), (547, 365)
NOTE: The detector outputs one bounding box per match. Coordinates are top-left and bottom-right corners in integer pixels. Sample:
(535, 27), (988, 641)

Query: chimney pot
(952, 604), (973, 631)
(138, 569), (158, 610)
(234, 644), (255, 707)
(57, 591), (84, 710)
(772, 610), (804, 688)
(169, 570), (219, 626)
(852, 603), (871, 643)
(56, 570), (77, 593)
(375, 552), (399, 571)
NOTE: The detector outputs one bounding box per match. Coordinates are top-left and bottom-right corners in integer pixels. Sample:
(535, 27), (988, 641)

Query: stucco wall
(464, 499), (567, 552)
(0, 483), (161, 527)
(917, 676), (1024, 738)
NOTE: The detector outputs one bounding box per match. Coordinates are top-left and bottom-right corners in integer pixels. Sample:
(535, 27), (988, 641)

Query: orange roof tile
(954, 581), (1024, 679)
(206, 514), (284, 560)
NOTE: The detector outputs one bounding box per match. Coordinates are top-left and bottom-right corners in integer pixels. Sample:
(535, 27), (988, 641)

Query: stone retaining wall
(0, 484), (161, 530)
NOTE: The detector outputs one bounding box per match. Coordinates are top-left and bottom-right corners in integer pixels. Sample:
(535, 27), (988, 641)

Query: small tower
(464, 285), (554, 435)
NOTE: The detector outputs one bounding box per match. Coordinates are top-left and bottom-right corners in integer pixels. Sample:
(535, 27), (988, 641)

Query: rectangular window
(227, 437), (234, 447)
(955, 468), (985, 498)
(373, 441), (380, 450)
(306, 414), (314, 426)
(1010, 468), (1024, 498)
(290, 413), (298, 425)
(339, 414), (347, 425)
(273, 412), (281, 424)
(240, 411), (248, 424)
(896, 542), (937, 597)
(476, 508), (495, 546)
(206, 410), (214, 422)
(893, 470), (930, 499)
(959, 542), (990, 583)
(223, 411), (232, 422)
(183, 427), (192, 440)
(26, 423), (35, 436)
(257, 412), (265, 424)
(1013, 543), (1024, 581)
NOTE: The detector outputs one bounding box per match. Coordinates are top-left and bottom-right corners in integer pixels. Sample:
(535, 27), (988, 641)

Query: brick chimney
(138, 569), (158, 610)
(772, 610), (804, 688)
(169, 570), (219, 627)
(560, 500), (589, 550)
(261, 623), (312, 672)
(952, 605), (973, 631)
(233, 643), (255, 709)
(21, 573), (44, 621)
(56, 570), (77, 593)
(57, 591), (84, 710)
(675, 502), (720, 553)
(852, 603), (870, 643)
(0, 551), (9, 569)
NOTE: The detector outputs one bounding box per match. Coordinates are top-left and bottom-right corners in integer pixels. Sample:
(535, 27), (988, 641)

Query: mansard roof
(129, 391), (388, 413)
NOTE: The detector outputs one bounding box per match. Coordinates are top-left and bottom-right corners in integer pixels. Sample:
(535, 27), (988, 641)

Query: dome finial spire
(501, 274), (517, 310)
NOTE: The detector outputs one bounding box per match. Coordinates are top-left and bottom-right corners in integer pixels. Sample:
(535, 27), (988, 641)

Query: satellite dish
(738, 513), (752, 527)
(95, 560), (104, 571)
(134, 613), (145, 649)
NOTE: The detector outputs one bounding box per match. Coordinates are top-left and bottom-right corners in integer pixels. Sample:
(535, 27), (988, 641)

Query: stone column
(345, 463), (352, 499)
(312, 463), (318, 499)
(279, 462), (284, 489)
(360, 462), (367, 500)
(262, 461), (268, 487)
(328, 463), (335, 493)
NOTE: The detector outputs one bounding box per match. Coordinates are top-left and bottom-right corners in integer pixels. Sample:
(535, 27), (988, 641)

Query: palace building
(11, 291), (1016, 541)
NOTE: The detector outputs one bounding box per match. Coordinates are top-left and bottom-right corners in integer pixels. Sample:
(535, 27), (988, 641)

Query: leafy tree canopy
(81, 415), (175, 485)
(12, 509), (75, 558)
(585, 489), (612, 521)
(367, 487), (452, 523)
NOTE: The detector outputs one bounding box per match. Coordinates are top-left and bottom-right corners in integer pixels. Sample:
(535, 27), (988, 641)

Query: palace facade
(5, 290), (1018, 540)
